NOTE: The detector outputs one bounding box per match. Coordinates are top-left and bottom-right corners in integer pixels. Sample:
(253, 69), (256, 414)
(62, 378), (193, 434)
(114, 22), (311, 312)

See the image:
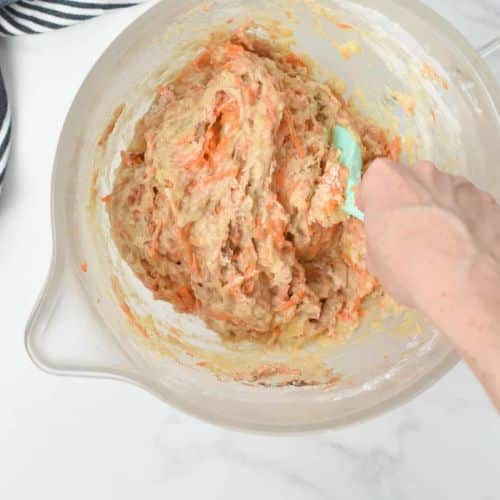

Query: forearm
(417, 255), (500, 411)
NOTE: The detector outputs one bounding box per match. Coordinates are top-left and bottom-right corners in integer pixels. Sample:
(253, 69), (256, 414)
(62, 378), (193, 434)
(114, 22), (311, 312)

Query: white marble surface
(0, 1), (499, 499)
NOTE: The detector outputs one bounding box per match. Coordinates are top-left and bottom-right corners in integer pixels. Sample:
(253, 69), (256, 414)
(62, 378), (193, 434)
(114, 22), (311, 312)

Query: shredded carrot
(255, 217), (266, 240)
(282, 53), (307, 68)
(219, 100), (240, 132)
(234, 19), (253, 34)
(267, 326), (281, 345)
(214, 201), (223, 214)
(275, 288), (305, 313)
(326, 197), (340, 214)
(422, 63), (448, 90)
(287, 179), (302, 198)
(336, 22), (352, 30)
(266, 217), (286, 249)
(223, 272), (241, 287)
(112, 278), (149, 339)
(175, 286), (197, 312)
(182, 154), (203, 171)
(274, 164), (287, 194)
(190, 167), (239, 190)
(338, 296), (362, 322)
(175, 134), (192, 148)
(120, 150), (144, 167)
(251, 363), (301, 378)
(264, 95), (277, 123)
(144, 130), (157, 151)
(98, 103), (125, 148)
(224, 42), (245, 58)
(245, 85), (256, 105)
(242, 278), (256, 295)
(187, 242), (199, 276)
(156, 84), (175, 100)
(338, 165), (349, 188)
(119, 301), (149, 338)
(101, 193), (113, 203)
(305, 230), (323, 259)
(389, 136), (402, 162)
(131, 185), (143, 205)
(341, 250), (364, 275)
(205, 309), (238, 322)
(335, 41), (361, 60)
(192, 50), (211, 70)
(177, 222), (199, 275)
(392, 92), (416, 117)
(284, 109), (306, 158)
(183, 94), (239, 173)
(149, 219), (163, 257)
(80, 261), (88, 273)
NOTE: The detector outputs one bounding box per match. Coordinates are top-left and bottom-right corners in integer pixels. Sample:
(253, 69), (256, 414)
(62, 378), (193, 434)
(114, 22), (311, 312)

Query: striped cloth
(0, 0), (147, 193)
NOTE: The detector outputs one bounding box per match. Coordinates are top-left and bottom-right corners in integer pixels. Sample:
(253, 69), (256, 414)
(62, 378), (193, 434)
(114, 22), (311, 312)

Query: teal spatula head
(333, 125), (364, 221)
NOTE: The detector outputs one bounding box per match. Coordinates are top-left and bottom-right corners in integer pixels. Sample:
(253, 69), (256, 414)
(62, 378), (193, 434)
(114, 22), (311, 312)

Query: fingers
(478, 189), (497, 205)
(357, 158), (403, 211)
(411, 160), (457, 201)
(452, 179), (499, 212)
(359, 158), (431, 214)
(453, 180), (483, 208)
(411, 160), (436, 177)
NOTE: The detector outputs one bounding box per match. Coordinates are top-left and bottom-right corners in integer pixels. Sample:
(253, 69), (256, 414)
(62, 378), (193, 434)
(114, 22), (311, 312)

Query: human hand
(358, 159), (500, 410)
(357, 159), (500, 310)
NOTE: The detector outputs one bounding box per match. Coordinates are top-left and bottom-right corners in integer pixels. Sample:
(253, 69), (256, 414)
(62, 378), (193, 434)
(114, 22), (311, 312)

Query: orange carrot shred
(245, 85), (256, 105)
(119, 301), (148, 338)
(284, 109), (306, 158)
(149, 219), (163, 257)
(120, 150), (144, 167)
(192, 50), (211, 70)
(224, 42), (245, 58)
(267, 326), (281, 345)
(422, 63), (449, 90)
(282, 53), (307, 67)
(389, 136), (402, 162)
(275, 293), (302, 313)
(205, 309), (238, 322)
(80, 261), (88, 273)
(287, 179), (302, 198)
(176, 222), (199, 275)
(176, 286), (197, 312)
(101, 193), (113, 203)
(190, 167), (239, 190)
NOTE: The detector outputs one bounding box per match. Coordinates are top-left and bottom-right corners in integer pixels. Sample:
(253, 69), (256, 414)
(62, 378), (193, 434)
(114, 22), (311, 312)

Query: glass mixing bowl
(26, 0), (500, 432)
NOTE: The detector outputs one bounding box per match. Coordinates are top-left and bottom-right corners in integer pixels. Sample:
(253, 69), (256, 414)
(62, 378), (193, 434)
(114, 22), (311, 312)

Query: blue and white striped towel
(0, 0), (147, 192)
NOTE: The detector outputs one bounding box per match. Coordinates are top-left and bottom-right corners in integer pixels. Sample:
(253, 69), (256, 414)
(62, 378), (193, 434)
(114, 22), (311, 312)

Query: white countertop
(0, 1), (499, 498)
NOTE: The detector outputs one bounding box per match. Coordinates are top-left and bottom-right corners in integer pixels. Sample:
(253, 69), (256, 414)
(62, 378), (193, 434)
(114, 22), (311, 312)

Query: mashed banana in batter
(107, 26), (398, 343)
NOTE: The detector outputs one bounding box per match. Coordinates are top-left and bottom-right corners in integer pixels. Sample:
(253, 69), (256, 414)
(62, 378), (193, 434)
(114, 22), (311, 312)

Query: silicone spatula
(333, 125), (365, 221)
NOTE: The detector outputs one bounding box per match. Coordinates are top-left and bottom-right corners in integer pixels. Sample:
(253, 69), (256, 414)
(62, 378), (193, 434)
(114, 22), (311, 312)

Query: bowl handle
(479, 37), (500, 82)
(25, 255), (137, 380)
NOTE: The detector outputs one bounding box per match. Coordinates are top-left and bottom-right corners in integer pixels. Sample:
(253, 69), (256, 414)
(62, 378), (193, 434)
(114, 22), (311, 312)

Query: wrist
(415, 252), (500, 335)
(416, 251), (500, 406)
(452, 254), (500, 410)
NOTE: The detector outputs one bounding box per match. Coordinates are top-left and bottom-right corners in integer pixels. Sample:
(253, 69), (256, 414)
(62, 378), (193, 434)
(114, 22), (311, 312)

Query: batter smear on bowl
(107, 26), (398, 342)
